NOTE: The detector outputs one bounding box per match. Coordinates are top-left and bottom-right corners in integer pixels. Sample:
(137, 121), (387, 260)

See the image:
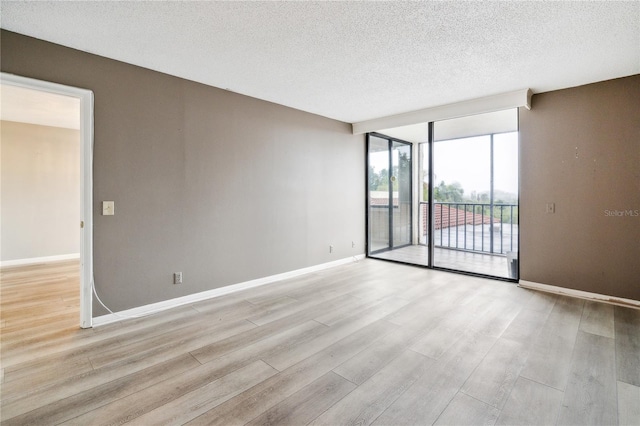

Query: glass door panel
(493, 132), (519, 278)
(419, 143), (430, 265)
(367, 134), (412, 257)
(392, 141), (411, 248)
(368, 135), (391, 253)
(433, 135), (492, 273)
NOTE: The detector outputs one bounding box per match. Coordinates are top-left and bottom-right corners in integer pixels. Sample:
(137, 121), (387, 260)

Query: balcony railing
(421, 202), (518, 255)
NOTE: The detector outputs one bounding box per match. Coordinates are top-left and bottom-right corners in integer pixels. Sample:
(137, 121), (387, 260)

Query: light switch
(102, 201), (115, 216)
(546, 203), (555, 214)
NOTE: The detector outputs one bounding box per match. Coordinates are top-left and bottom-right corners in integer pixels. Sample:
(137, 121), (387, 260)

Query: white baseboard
(0, 253), (80, 268)
(93, 254), (366, 327)
(519, 280), (640, 309)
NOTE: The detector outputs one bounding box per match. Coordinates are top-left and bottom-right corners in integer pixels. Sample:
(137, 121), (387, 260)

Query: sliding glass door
(366, 108), (519, 281)
(367, 134), (412, 256)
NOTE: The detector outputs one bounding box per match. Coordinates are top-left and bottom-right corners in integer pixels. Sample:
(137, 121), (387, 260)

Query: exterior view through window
(367, 108), (519, 280)
(368, 135), (412, 254)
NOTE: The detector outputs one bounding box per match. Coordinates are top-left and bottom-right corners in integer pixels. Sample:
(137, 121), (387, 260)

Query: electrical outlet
(352, 241), (356, 248)
(329, 245), (334, 253)
(173, 272), (183, 284)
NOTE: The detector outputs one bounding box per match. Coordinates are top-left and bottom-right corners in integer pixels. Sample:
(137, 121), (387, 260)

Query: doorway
(1, 72), (94, 328)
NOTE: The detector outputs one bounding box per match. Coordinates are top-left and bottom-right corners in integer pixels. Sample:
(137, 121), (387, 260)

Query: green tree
(433, 181), (464, 202)
(376, 168), (389, 191)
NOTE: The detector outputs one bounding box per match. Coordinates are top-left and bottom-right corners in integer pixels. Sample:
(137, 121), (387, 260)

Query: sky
(370, 131), (519, 197)
(432, 132), (519, 196)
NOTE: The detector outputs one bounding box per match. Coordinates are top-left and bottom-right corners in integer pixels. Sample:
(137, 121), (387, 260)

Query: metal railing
(421, 202), (518, 255)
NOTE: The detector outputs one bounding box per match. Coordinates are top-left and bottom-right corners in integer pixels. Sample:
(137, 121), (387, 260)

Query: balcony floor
(371, 244), (514, 279)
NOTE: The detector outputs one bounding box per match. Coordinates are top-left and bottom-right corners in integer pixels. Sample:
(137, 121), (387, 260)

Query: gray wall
(1, 121), (80, 262)
(1, 30), (365, 315)
(520, 75), (640, 301)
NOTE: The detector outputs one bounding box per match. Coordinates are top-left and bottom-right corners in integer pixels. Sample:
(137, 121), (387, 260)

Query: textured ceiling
(1, 1), (638, 123)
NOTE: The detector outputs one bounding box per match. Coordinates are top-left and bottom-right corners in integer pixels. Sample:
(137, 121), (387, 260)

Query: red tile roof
(430, 204), (499, 230)
(371, 197), (499, 230)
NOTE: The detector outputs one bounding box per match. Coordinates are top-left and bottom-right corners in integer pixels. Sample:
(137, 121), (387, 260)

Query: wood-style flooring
(1, 259), (639, 425)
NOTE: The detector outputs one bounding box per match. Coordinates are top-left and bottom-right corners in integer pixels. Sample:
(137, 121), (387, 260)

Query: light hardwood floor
(1, 259), (639, 425)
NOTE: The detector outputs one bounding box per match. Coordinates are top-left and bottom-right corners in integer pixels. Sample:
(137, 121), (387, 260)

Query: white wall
(1, 120), (80, 264)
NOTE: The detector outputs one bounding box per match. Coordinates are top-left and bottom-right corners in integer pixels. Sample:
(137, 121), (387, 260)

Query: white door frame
(1, 72), (94, 328)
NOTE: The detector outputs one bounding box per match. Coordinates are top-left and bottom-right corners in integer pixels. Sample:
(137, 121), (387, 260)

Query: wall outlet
(352, 241), (356, 248)
(329, 245), (334, 253)
(173, 272), (183, 284)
